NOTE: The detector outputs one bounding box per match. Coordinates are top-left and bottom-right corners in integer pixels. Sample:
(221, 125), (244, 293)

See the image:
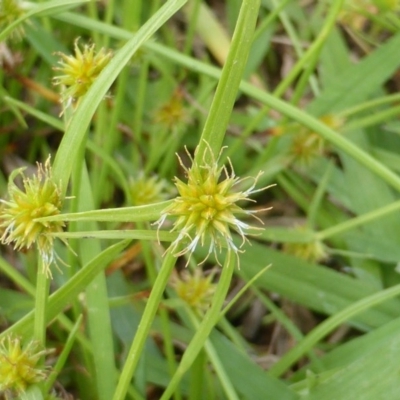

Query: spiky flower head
(170, 268), (217, 313)
(53, 38), (112, 108)
(0, 157), (65, 276)
(282, 226), (328, 263)
(129, 173), (171, 206)
(0, 0), (25, 41)
(288, 114), (343, 166)
(156, 145), (272, 265)
(154, 88), (190, 130)
(0, 335), (48, 395)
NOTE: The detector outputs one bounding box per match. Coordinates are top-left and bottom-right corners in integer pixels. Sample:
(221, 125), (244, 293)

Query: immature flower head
(282, 226), (328, 263)
(0, 157), (65, 275)
(0, 336), (48, 395)
(0, 0), (25, 41)
(53, 38), (112, 108)
(288, 114), (343, 166)
(154, 88), (190, 130)
(129, 173), (170, 206)
(171, 268), (217, 313)
(156, 145), (272, 265)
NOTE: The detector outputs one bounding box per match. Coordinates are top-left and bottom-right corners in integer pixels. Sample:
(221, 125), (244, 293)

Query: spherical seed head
(156, 146), (271, 265)
(0, 0), (25, 41)
(171, 269), (216, 312)
(0, 157), (64, 274)
(53, 38), (112, 106)
(0, 336), (48, 394)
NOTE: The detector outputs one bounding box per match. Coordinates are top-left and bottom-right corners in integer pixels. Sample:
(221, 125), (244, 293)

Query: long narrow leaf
(52, 0), (187, 195)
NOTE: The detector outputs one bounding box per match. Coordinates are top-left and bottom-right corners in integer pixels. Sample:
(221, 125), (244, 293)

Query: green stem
(317, 199), (400, 241)
(160, 253), (235, 400)
(273, 0), (345, 98)
(307, 162), (333, 229)
(34, 200), (172, 223)
(33, 259), (50, 347)
(78, 164), (118, 400)
(48, 230), (176, 242)
(132, 60), (150, 157)
(342, 104), (400, 132)
(194, 0), (261, 164)
(186, 309), (240, 400)
(253, 0), (292, 42)
(337, 92), (400, 118)
(138, 222), (181, 399)
(182, 0), (202, 57)
(44, 315), (83, 393)
(113, 250), (177, 400)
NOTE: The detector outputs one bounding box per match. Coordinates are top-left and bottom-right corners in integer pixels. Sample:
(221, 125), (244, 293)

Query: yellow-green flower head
(282, 226), (328, 263)
(0, 0), (25, 41)
(129, 173), (170, 206)
(156, 145), (272, 265)
(171, 268), (216, 312)
(0, 157), (64, 275)
(154, 88), (190, 130)
(289, 114), (343, 166)
(53, 38), (112, 107)
(0, 336), (48, 394)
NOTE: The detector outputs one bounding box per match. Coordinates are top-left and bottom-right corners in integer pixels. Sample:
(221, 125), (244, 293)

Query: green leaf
(211, 331), (298, 400)
(308, 31), (400, 115)
(0, 288), (33, 322)
(303, 326), (400, 399)
(294, 316), (400, 379)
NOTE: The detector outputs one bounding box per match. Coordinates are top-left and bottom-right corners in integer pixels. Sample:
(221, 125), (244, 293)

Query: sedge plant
(3, 0), (400, 399)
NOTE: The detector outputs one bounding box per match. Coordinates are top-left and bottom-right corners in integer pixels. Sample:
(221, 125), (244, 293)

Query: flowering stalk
(161, 253), (235, 400)
(34, 259), (51, 352)
(113, 249), (177, 400)
(194, 0), (261, 164)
